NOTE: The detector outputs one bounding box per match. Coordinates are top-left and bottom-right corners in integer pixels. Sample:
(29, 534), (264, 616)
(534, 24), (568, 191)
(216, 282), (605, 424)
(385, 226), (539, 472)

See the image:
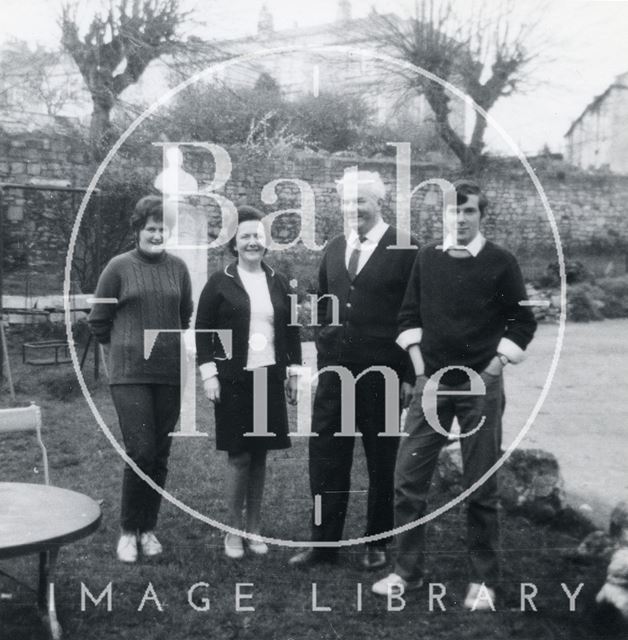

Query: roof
(216, 14), (394, 45)
(192, 12), (404, 64)
(564, 73), (628, 138)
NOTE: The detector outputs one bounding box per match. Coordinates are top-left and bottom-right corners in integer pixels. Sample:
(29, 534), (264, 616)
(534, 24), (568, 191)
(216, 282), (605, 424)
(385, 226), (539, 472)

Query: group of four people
(88, 171), (536, 609)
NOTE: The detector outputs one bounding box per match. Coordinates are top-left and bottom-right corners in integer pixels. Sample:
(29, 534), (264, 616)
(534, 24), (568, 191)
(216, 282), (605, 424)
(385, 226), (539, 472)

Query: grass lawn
(0, 326), (625, 640)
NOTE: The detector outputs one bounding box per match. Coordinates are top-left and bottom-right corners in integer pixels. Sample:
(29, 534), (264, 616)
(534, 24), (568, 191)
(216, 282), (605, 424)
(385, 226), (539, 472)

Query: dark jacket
(195, 261), (302, 381)
(316, 226), (419, 380)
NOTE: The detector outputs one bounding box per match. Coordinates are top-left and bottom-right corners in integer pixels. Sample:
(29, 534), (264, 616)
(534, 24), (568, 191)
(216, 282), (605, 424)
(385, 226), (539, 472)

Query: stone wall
(2, 132), (628, 298)
(0, 131), (93, 292)
(181, 148), (628, 278)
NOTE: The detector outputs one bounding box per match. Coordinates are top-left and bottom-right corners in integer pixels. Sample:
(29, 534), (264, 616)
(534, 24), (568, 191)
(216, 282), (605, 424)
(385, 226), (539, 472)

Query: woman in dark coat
(195, 206), (301, 559)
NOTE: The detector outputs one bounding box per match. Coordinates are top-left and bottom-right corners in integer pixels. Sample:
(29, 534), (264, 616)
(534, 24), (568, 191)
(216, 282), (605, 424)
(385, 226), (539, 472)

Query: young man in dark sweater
(289, 170), (419, 569)
(372, 180), (536, 609)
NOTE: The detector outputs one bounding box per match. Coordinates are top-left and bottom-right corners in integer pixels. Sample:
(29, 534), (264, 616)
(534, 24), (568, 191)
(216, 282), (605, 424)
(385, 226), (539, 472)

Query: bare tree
(373, 0), (545, 173)
(61, 0), (190, 159)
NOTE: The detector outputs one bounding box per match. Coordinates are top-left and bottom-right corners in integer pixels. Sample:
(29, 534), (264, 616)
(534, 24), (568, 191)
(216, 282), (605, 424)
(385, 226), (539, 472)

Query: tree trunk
(462, 109), (489, 175)
(425, 85), (485, 175)
(89, 99), (114, 162)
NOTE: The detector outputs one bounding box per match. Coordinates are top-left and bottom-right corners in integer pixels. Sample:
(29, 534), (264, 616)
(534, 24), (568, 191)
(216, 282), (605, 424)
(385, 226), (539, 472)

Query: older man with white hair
(290, 170), (419, 569)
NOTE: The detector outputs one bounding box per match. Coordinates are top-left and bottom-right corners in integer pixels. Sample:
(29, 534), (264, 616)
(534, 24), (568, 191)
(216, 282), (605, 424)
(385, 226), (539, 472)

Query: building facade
(0, 42), (90, 130)
(565, 72), (628, 174)
(126, 1), (467, 144)
(202, 2), (466, 135)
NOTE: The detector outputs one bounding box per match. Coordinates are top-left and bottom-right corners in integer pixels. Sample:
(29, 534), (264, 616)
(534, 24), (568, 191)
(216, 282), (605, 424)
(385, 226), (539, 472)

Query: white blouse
(237, 266), (276, 370)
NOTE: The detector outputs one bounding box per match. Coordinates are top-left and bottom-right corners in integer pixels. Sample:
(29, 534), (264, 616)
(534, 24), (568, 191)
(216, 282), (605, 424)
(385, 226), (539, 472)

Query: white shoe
(372, 573), (423, 596)
(139, 531), (163, 557)
(224, 533), (245, 559)
(247, 537), (269, 556)
(463, 582), (496, 611)
(116, 533), (138, 563)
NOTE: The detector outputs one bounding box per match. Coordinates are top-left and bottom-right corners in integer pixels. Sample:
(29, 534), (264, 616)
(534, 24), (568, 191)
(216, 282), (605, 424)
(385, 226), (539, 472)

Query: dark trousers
(393, 371), (503, 584)
(309, 364), (400, 548)
(110, 384), (180, 533)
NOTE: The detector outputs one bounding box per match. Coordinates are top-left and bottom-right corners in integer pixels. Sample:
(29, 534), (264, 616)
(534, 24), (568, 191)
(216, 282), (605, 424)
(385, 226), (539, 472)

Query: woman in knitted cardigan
(88, 195), (193, 563)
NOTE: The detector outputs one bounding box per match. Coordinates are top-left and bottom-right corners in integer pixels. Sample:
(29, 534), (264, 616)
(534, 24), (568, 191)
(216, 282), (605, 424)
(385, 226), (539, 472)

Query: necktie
(347, 235), (366, 280)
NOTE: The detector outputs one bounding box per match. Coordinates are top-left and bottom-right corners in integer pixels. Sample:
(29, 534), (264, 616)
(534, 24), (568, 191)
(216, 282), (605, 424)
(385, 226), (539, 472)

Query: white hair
(336, 170), (386, 201)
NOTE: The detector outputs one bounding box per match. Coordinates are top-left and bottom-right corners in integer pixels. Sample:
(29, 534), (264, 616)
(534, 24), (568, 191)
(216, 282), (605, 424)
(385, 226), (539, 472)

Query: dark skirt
(214, 365), (291, 453)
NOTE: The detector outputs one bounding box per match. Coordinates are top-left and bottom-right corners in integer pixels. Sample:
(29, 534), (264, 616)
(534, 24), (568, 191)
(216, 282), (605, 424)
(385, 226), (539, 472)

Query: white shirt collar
(442, 232), (486, 257)
(347, 219), (388, 248)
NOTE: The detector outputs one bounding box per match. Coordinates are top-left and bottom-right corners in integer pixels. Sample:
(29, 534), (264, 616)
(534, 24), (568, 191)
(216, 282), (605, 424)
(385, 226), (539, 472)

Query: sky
(1, 0), (627, 155)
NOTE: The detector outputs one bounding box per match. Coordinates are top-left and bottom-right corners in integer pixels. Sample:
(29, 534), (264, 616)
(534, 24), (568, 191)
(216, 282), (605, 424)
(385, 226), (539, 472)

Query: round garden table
(0, 482), (101, 639)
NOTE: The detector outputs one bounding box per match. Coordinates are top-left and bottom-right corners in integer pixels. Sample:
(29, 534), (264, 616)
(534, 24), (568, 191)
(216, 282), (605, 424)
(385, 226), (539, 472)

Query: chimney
(258, 4), (274, 36)
(337, 0), (351, 23)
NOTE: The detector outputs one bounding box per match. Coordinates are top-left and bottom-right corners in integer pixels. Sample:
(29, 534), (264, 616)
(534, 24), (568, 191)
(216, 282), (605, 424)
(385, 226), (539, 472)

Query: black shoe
(288, 548), (338, 568)
(360, 546), (387, 570)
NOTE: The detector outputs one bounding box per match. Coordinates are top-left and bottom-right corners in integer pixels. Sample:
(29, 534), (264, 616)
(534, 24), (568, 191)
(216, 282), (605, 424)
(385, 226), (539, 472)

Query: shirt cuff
(287, 364), (307, 377)
(497, 338), (526, 364)
(199, 362), (218, 380)
(396, 328), (422, 351)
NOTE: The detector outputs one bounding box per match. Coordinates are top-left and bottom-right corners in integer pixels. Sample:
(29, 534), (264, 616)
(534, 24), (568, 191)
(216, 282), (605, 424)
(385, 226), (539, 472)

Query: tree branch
(60, 0), (189, 158)
(369, 0), (548, 171)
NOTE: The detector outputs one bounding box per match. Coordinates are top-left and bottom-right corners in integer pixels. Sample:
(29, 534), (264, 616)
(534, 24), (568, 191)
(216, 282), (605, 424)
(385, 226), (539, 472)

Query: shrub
(266, 247), (322, 342)
(596, 275), (628, 318)
(290, 92), (372, 153)
(533, 265), (628, 323)
(537, 260), (592, 287)
(567, 283), (605, 322)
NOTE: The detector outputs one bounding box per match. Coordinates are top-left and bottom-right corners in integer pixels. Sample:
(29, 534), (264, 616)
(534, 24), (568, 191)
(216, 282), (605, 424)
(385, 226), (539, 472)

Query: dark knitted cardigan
(315, 226), (419, 381)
